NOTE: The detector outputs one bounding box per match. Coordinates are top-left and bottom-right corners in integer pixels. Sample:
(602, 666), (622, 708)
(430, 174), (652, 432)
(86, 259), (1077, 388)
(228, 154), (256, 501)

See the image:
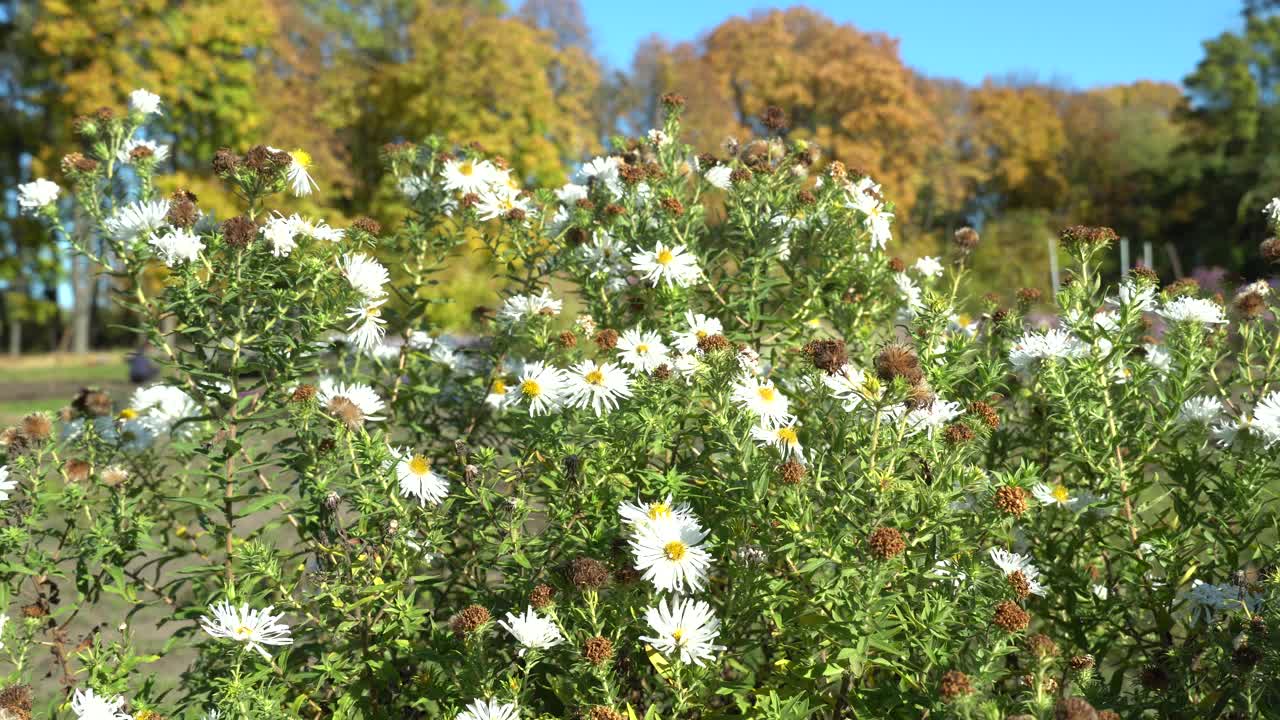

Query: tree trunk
(71, 242), (92, 354)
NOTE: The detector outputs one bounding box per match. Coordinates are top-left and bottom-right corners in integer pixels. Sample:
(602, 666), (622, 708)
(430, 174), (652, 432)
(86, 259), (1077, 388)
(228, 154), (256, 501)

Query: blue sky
(582, 1), (1242, 88)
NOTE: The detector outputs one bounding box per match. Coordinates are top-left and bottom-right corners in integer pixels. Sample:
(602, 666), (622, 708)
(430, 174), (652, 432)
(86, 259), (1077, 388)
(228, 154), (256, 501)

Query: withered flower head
(20, 413), (52, 442)
(604, 203), (626, 217)
(697, 334), (732, 354)
(101, 466), (130, 487)
(796, 188), (816, 205)
(801, 339), (847, 375)
(568, 557), (610, 590)
(64, 458), (92, 483)
(651, 364), (673, 381)
(938, 670), (973, 701)
(221, 216), (257, 249)
(1026, 633), (1059, 659)
(74, 388), (113, 417)
(291, 384), (317, 403)
(0, 683), (32, 719)
(993, 600), (1030, 632)
(953, 226), (980, 251)
(327, 396), (366, 429)
(888, 256), (907, 273)
(1015, 287), (1042, 307)
(969, 400), (1000, 429)
(943, 423), (975, 445)
(1060, 225), (1118, 251)
(761, 105), (789, 132)
(1069, 654), (1095, 671)
(593, 328), (620, 350)
(1054, 697), (1099, 720)
(166, 190), (199, 228)
(212, 147), (241, 175)
(1261, 237), (1280, 264)
(450, 604), (492, 638)
(660, 196), (685, 216)
(1131, 265), (1159, 284)
(868, 526), (906, 560)
(584, 635), (615, 666)
(874, 342), (923, 385)
(588, 707), (624, 720)
(529, 584), (555, 610)
(557, 331), (578, 348)
(994, 485), (1028, 517)
(1008, 570), (1033, 599)
(351, 216), (382, 235)
(660, 92), (686, 110)
(730, 167), (753, 185)
(1235, 291), (1266, 319)
(778, 459), (807, 485)
(62, 153), (99, 175)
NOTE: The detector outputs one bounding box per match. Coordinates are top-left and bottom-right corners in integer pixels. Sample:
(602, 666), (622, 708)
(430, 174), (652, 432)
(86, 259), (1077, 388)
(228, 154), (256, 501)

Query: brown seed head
(1140, 663), (1169, 690)
(62, 152), (99, 174)
(450, 604), (491, 638)
(1054, 697), (1098, 720)
(801, 339), (847, 374)
(101, 466), (130, 487)
(660, 196), (685, 216)
(1164, 277), (1200, 297)
(953, 226), (980, 251)
(994, 485), (1028, 517)
(291, 384), (316, 403)
(1026, 633), (1059, 659)
(778, 459), (807, 485)
(529, 584), (555, 610)
(64, 458), (92, 483)
(568, 557), (610, 590)
(0, 683), (32, 719)
(588, 707), (624, 720)
(75, 388), (113, 417)
(326, 397), (365, 429)
(351, 216), (381, 235)
(557, 331), (578, 349)
(1235, 291), (1266, 319)
(969, 401), (1000, 429)
(604, 203), (625, 217)
(868, 526), (906, 560)
(1232, 643), (1262, 668)
(660, 93), (685, 110)
(94, 106), (115, 123)
(20, 414), (52, 442)
(1097, 712), (1120, 720)
(593, 328), (620, 350)
(1060, 225), (1117, 250)
(212, 147), (240, 175)
(166, 192), (199, 228)
(1261, 237), (1280, 264)
(993, 600), (1030, 632)
(584, 635), (615, 666)
(1015, 287), (1042, 306)
(874, 342), (923, 385)
(761, 105), (789, 131)
(796, 189), (816, 205)
(651, 364), (672, 381)
(1069, 654), (1095, 671)
(943, 423), (975, 445)
(938, 670), (973, 701)
(697, 334), (732, 354)
(1131, 265), (1159, 284)
(729, 167), (753, 185)
(221, 216), (257, 249)
(1008, 570), (1032, 599)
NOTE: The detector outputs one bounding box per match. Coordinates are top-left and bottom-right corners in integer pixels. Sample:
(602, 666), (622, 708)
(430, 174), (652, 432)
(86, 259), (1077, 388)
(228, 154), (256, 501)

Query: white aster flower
(647, 128), (671, 147)
(1178, 396), (1225, 426)
(17, 178), (60, 214)
(317, 378), (386, 424)
(1008, 328), (1086, 372)
(498, 606), (564, 656)
(345, 300), (388, 351)
(511, 362), (568, 416)
(0, 466), (15, 501)
(848, 187), (893, 249)
(631, 515), (712, 594)
(640, 596), (725, 667)
(148, 227), (204, 267)
(128, 88), (163, 115)
(1251, 390), (1280, 447)
(475, 189), (534, 222)
(1157, 297), (1227, 325)
(499, 288), (562, 324)
(566, 360), (632, 416)
(672, 352), (703, 382)
(70, 688), (131, 720)
(821, 363), (876, 411)
(442, 158), (497, 195)
(616, 328), (670, 374)
(704, 164), (733, 190)
(118, 138), (170, 166)
(895, 273), (923, 314)
(1111, 279), (1157, 311)
(200, 601), (294, 659)
(618, 495), (696, 529)
(1236, 279), (1271, 300)
(577, 156), (621, 197)
(456, 698), (520, 720)
(1264, 197), (1280, 226)
(1144, 343), (1172, 374)
(913, 256), (944, 280)
(899, 399), (962, 438)
(341, 253), (390, 300)
(988, 548), (1046, 596)
(1182, 579), (1261, 623)
(399, 173), (431, 199)
(106, 199), (169, 242)
(555, 182), (588, 206)
(1031, 482), (1095, 512)
(260, 214), (299, 257)
(631, 242), (701, 288)
(395, 449), (448, 506)
(750, 422), (804, 462)
(731, 376), (792, 427)
(672, 311), (722, 354)
(283, 148), (318, 196)
(127, 384), (200, 435)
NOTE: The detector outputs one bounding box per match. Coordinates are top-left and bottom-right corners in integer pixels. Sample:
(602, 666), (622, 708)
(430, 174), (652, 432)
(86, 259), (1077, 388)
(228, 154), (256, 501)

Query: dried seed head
(64, 459), (92, 483)
(94, 106), (115, 123)
(993, 600), (1030, 632)
(874, 343), (923, 385)
(604, 203), (625, 217)
(660, 93), (685, 110)
(323, 491), (341, 511)
(584, 635), (615, 666)
(0, 683), (32, 720)
(697, 333), (732, 354)
(868, 526), (906, 560)
(953, 226), (980, 251)
(568, 557), (610, 590)
(1235, 291), (1266, 319)
(450, 604), (491, 638)
(994, 485), (1028, 517)
(1131, 265), (1159, 284)
(1060, 225), (1117, 250)
(1026, 633), (1059, 659)
(20, 414), (52, 442)
(938, 670), (973, 701)
(529, 584), (555, 610)
(291, 384), (316, 403)
(1069, 654), (1096, 671)
(166, 191), (199, 228)
(969, 401), (1000, 429)
(801, 339), (847, 375)
(888, 256), (907, 273)
(327, 397), (365, 429)
(778, 459), (807, 485)
(19, 603), (45, 619)
(796, 189), (816, 205)
(221, 216), (257, 249)
(75, 388), (113, 417)
(593, 329), (620, 350)
(906, 384), (935, 410)
(1097, 712), (1120, 720)
(660, 196), (685, 216)
(62, 152), (99, 174)
(588, 707), (624, 720)
(761, 105), (789, 132)
(1008, 570), (1032, 599)
(504, 208), (527, 222)
(1164, 277), (1200, 297)
(557, 331), (578, 348)
(1054, 697), (1098, 720)
(212, 147), (240, 175)
(1261, 237), (1280, 264)
(943, 423), (975, 445)
(651, 364), (672, 381)
(94, 465), (127, 488)
(1015, 287), (1042, 307)
(352, 216), (381, 235)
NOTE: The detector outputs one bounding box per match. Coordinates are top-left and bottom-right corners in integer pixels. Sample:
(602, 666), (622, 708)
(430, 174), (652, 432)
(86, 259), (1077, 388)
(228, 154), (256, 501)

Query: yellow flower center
(671, 628), (686, 645)
(1051, 485), (1070, 503)
(647, 502), (672, 520)
(491, 379), (507, 394)
(696, 330), (708, 339)
(118, 408), (139, 420)
(758, 386), (776, 402)
(234, 625), (254, 639)
(521, 379), (541, 398)
(664, 541), (688, 561)
(409, 455), (431, 475)
(585, 369), (605, 385)
(289, 149), (312, 168)
(777, 427), (798, 444)
(656, 248), (674, 266)
(459, 161), (474, 176)
(635, 344), (649, 355)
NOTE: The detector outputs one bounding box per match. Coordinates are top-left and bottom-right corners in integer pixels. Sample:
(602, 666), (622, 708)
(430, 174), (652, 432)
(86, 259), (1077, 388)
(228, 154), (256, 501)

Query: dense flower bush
(4, 90), (1280, 720)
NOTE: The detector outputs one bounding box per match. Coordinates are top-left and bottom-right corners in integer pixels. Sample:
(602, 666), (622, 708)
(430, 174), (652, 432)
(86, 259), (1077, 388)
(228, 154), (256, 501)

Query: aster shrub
(4, 91), (1280, 720)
